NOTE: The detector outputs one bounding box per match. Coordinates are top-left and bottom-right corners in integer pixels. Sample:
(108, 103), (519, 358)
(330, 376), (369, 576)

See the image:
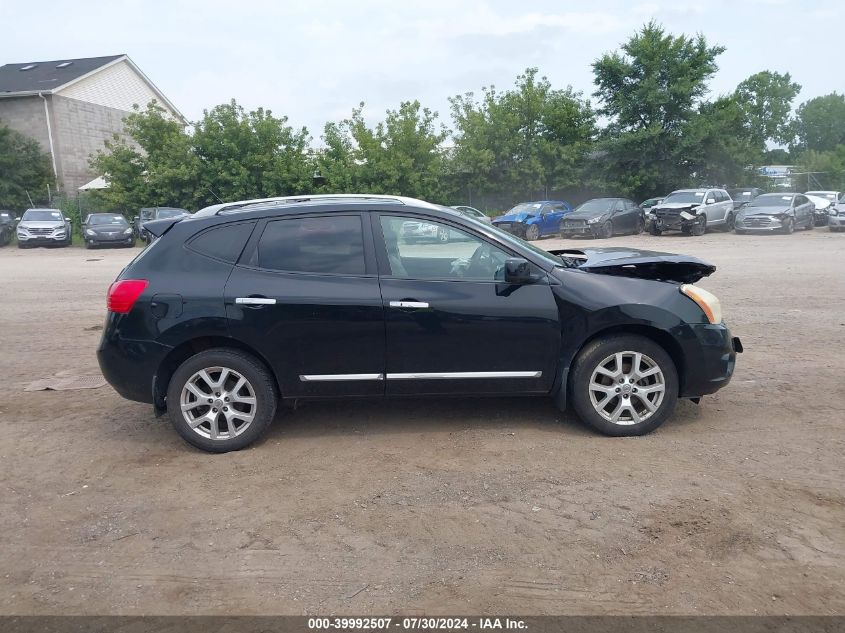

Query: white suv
(647, 188), (735, 236)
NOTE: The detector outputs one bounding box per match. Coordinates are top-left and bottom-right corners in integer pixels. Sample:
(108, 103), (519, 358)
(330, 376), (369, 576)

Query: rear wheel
(525, 224), (540, 241)
(166, 349), (277, 453)
(634, 217), (645, 234)
(570, 335), (678, 436)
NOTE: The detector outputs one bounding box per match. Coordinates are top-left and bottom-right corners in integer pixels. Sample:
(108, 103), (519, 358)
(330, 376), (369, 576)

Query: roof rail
(194, 193), (441, 217)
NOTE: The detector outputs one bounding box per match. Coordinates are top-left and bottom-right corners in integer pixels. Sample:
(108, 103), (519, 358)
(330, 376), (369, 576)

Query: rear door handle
(389, 300), (429, 309)
(235, 297), (277, 305)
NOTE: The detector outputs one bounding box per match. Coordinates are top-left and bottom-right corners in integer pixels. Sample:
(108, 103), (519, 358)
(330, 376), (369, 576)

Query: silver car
(647, 188), (735, 235)
(16, 208), (72, 248)
(828, 193), (845, 232)
(451, 205), (492, 223)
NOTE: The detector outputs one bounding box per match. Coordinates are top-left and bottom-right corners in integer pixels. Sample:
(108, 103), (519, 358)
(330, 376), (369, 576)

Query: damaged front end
(647, 203), (702, 234)
(550, 247), (716, 284)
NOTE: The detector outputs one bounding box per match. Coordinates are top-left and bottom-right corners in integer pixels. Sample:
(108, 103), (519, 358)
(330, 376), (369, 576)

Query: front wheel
(690, 215), (707, 236)
(649, 224), (662, 236)
(570, 334), (678, 436)
(782, 218), (794, 235)
(166, 349), (277, 453)
(525, 224), (540, 241)
(725, 213), (735, 231)
(598, 220), (613, 239)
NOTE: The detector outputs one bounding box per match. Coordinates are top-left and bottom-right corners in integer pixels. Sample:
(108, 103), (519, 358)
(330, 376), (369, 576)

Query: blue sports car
(492, 200), (572, 240)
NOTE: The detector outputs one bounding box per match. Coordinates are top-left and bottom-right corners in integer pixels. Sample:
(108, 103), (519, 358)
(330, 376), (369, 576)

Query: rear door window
(255, 215), (365, 275)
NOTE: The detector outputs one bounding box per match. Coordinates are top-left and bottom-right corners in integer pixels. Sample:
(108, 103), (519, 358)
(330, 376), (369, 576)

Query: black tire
(599, 220), (613, 239)
(649, 224), (662, 236)
(724, 213), (735, 232)
(85, 241), (93, 249)
(570, 334), (678, 437)
(525, 224), (540, 241)
(634, 217), (645, 235)
(690, 215), (706, 236)
(166, 348), (277, 453)
(804, 217), (814, 230)
(782, 218), (794, 235)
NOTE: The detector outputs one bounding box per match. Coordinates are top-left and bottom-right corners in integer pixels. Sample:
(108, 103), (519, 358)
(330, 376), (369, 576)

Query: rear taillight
(107, 279), (148, 313)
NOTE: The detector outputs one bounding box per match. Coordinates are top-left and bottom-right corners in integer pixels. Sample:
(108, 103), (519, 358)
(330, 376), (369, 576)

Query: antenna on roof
(206, 188), (224, 203)
(26, 190), (34, 206)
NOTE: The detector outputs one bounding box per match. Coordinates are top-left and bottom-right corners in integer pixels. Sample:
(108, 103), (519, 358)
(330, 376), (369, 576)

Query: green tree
(449, 68), (594, 204)
(0, 122), (55, 211)
(681, 97), (760, 186)
(792, 93), (845, 153)
(794, 147), (845, 191)
(733, 71), (800, 148)
(192, 100), (312, 203)
(591, 21), (725, 198)
(91, 100), (312, 211)
(316, 100), (450, 201)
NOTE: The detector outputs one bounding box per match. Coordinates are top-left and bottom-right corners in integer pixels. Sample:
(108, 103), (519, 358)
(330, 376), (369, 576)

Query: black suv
(98, 194), (742, 452)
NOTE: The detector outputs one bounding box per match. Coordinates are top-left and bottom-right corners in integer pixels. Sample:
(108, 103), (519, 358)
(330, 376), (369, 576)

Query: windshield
(22, 209), (63, 222)
(806, 191), (837, 201)
(663, 191), (706, 204)
(157, 209), (186, 219)
(89, 214), (128, 226)
(729, 190), (754, 198)
(574, 199), (614, 214)
(749, 194), (793, 207)
(507, 202), (543, 216)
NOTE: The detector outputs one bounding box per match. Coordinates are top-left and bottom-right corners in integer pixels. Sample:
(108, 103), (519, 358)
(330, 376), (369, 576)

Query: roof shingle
(0, 55), (124, 95)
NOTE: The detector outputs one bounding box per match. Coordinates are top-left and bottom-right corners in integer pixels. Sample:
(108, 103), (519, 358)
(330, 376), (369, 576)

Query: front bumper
(735, 216), (784, 231)
(493, 222), (525, 237)
(17, 233), (67, 244)
(87, 233), (135, 246)
(560, 222), (600, 237)
(828, 214), (844, 228)
(813, 211), (829, 226)
(647, 213), (696, 232)
(680, 323), (742, 398)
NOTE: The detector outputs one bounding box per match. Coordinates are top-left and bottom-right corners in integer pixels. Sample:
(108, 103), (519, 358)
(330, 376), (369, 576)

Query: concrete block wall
(50, 95), (129, 192)
(0, 96), (51, 154)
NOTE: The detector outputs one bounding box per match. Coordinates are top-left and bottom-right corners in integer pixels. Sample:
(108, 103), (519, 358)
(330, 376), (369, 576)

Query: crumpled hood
(19, 220), (65, 229)
(738, 206), (791, 218)
(550, 246), (716, 284)
(651, 202), (700, 212)
(493, 212), (535, 223)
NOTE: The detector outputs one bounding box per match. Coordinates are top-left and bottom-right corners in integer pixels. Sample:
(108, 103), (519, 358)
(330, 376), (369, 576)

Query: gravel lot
(1, 229), (843, 616)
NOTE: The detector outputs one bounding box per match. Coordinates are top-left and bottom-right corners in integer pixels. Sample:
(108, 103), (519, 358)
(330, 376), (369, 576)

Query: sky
(1, 0), (842, 140)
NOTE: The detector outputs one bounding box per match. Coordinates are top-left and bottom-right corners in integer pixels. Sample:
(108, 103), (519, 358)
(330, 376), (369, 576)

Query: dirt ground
(0, 229), (843, 616)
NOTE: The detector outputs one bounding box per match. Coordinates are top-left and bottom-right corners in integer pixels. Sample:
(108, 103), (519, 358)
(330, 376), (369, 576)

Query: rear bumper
(97, 324), (172, 404)
(680, 323), (741, 398)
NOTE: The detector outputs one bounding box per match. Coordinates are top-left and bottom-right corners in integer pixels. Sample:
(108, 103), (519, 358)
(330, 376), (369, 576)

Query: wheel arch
(153, 336), (279, 411)
(558, 323), (687, 410)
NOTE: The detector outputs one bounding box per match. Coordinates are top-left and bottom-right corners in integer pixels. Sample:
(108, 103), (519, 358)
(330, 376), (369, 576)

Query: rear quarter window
(188, 221), (255, 263)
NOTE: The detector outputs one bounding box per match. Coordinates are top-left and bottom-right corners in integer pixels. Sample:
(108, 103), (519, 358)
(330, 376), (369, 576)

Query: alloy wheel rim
(588, 351), (665, 425)
(180, 366), (257, 440)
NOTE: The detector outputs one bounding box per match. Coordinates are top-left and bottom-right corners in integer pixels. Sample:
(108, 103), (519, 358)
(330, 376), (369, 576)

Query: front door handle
(389, 300), (429, 309)
(235, 297), (277, 306)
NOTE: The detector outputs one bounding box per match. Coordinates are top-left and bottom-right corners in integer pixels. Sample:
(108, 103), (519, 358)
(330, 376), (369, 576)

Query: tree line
(2, 22), (845, 214)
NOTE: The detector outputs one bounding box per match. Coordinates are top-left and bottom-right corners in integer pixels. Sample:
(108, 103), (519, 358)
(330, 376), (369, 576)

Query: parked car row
(0, 206), (194, 249)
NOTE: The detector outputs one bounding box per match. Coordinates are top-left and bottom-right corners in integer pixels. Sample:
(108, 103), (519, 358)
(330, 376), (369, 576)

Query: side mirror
(64, 217), (71, 222)
(705, 198), (715, 205)
(504, 257), (532, 284)
(14, 218), (20, 224)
